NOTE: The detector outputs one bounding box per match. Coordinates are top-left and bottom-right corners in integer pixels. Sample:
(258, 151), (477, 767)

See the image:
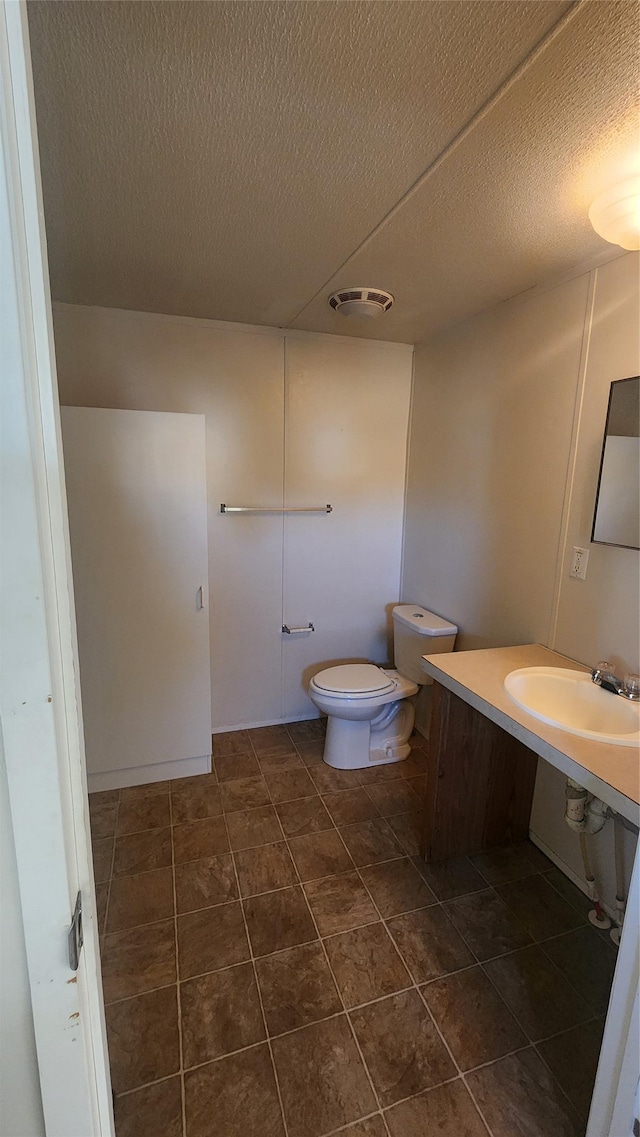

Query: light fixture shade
(332, 299), (384, 319)
(588, 175), (640, 251)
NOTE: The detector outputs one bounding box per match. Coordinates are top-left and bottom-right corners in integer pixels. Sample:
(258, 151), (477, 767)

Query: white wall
(52, 304), (413, 730)
(403, 271), (589, 649)
(281, 335), (412, 718)
(537, 252), (640, 908)
(402, 251), (639, 911)
(552, 253), (640, 671)
(0, 733), (46, 1137)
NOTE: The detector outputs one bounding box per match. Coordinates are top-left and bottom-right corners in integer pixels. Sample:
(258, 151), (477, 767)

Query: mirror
(592, 376), (639, 550)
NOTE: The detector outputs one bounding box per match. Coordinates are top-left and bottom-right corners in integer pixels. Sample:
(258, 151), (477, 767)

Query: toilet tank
(392, 604), (457, 685)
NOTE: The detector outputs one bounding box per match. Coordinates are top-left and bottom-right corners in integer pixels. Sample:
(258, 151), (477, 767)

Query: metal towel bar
(220, 504), (332, 514)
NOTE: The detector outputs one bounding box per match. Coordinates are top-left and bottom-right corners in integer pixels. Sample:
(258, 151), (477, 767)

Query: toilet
(308, 604), (457, 770)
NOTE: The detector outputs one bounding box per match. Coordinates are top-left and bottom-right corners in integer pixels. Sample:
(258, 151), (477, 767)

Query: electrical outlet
(569, 546), (589, 580)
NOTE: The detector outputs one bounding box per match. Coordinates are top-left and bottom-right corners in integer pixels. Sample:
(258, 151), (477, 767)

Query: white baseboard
(529, 829), (619, 923)
(211, 713), (321, 734)
(87, 753), (211, 792)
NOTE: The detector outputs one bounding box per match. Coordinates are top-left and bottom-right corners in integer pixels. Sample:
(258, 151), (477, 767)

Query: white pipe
(579, 832), (596, 899)
(584, 797), (610, 834)
(579, 831), (611, 930)
(565, 778), (588, 830)
(564, 777), (610, 833)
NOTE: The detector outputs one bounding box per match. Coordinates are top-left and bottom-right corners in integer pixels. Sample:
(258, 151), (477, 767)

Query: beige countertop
(421, 644), (640, 823)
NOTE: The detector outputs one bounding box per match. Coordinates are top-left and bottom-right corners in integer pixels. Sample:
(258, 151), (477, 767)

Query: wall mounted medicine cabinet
(591, 375), (639, 550)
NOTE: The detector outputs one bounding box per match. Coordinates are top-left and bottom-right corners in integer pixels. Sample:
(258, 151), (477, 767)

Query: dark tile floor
(89, 721), (617, 1137)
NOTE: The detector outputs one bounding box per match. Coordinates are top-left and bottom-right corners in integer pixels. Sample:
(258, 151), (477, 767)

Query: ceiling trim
(51, 302), (415, 353)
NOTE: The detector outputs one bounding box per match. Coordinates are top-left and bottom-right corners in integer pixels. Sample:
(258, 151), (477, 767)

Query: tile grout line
(135, 1010), (356, 1081)
(320, 1111), (394, 1137)
(175, 853), (432, 908)
(113, 1071), (185, 1101)
(105, 963), (410, 1018)
(354, 862), (499, 1137)
(441, 924), (519, 1137)
(109, 1002), (607, 1103)
(542, 863), (600, 920)
(278, 804), (392, 1136)
(272, 727), (393, 1134)
(241, 734), (292, 1137)
(405, 880), (529, 1129)
(531, 1036), (597, 1127)
(245, 726), (380, 1137)
(460, 1060), (521, 1137)
(439, 877), (577, 966)
(478, 949), (588, 1127)
(419, 864), (601, 1134)
(320, 1070), (487, 1136)
(481, 934), (600, 1019)
(112, 762), (425, 839)
(536, 935), (609, 1010)
(352, 856), (491, 1136)
(343, 864), (426, 1137)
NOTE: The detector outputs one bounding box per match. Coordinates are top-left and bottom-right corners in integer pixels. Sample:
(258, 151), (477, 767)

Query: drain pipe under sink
(564, 778), (611, 929)
(579, 831), (611, 929)
(564, 779), (638, 942)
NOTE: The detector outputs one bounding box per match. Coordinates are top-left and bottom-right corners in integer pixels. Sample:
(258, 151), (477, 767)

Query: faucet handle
(622, 673), (640, 701)
(592, 660), (614, 683)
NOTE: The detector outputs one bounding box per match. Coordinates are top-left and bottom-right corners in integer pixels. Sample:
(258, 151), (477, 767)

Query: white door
(62, 407), (211, 790)
(1, 3), (112, 1132)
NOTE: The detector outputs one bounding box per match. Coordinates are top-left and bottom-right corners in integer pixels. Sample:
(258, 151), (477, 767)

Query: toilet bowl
(308, 605), (457, 770)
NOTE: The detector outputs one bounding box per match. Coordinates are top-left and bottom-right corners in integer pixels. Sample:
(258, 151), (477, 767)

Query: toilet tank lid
(392, 604), (457, 637)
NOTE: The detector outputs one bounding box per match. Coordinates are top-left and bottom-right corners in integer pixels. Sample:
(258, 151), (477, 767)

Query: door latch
(68, 891), (83, 971)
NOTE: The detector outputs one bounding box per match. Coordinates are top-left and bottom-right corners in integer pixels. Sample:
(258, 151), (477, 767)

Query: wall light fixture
(588, 174), (640, 250)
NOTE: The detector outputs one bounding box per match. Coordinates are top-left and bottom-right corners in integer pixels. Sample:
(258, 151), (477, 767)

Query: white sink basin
(504, 667), (640, 747)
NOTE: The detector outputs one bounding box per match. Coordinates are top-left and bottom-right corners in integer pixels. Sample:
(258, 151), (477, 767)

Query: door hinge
(68, 890), (83, 971)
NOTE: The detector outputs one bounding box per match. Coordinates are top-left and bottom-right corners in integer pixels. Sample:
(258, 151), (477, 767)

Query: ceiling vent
(328, 287), (394, 319)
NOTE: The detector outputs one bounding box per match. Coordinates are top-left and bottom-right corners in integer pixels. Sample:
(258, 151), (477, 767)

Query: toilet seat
(312, 663), (396, 699)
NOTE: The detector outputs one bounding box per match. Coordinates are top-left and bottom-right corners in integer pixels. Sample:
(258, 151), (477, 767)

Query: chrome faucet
(591, 661), (640, 700)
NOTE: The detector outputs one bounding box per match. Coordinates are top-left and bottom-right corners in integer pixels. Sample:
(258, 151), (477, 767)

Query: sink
(504, 667), (640, 747)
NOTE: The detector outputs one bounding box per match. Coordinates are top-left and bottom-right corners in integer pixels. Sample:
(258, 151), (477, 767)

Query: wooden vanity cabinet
(420, 681), (539, 862)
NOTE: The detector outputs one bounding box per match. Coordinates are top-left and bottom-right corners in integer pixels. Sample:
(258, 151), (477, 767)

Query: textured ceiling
(27, 0), (639, 343)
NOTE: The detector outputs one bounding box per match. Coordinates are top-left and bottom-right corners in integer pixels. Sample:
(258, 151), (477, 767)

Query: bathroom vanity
(420, 642), (640, 1137)
(420, 643), (639, 862)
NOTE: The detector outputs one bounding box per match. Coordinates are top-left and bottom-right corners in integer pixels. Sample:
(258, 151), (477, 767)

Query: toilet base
(369, 740), (412, 765)
(323, 698), (415, 770)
